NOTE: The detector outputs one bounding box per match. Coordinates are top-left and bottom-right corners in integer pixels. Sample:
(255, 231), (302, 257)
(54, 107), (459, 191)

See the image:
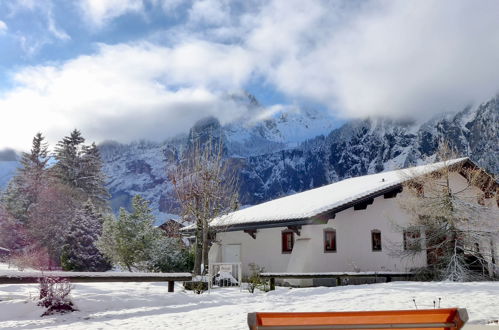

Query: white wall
(211, 172), (499, 277)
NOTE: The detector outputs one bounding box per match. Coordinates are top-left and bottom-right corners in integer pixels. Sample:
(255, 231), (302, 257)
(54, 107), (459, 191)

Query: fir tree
(98, 195), (161, 271)
(53, 130), (109, 210)
(2, 133), (49, 223)
(53, 129), (85, 189)
(79, 143), (110, 210)
(61, 200), (111, 271)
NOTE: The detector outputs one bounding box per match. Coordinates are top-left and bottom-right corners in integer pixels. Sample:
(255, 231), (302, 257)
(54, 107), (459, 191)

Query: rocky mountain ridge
(1, 94), (497, 223)
(100, 95), (498, 222)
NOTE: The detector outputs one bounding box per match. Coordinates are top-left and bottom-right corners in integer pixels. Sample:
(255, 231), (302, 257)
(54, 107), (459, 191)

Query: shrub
(247, 263), (269, 293)
(38, 277), (76, 316)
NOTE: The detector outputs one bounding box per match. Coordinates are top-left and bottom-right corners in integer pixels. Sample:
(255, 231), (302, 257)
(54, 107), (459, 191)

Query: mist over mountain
(0, 92), (496, 222)
(95, 93), (498, 222)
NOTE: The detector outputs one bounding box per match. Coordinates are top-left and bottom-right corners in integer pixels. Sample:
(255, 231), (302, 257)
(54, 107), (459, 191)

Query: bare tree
(397, 142), (499, 281)
(169, 136), (239, 276)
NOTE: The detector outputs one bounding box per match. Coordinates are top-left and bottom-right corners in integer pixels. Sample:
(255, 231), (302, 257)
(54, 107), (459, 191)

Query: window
(403, 230), (421, 250)
(371, 230), (382, 251)
(282, 231), (294, 253)
(324, 229), (337, 252)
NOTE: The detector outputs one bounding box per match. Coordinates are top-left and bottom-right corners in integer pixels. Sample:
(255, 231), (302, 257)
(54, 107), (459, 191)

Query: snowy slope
(1, 277), (498, 329)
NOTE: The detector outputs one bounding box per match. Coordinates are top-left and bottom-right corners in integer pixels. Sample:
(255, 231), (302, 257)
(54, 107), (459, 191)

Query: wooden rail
(0, 270), (192, 292)
(260, 272), (414, 290)
(248, 308), (468, 330)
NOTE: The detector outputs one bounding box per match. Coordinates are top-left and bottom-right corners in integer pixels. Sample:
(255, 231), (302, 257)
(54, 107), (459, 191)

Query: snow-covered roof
(208, 158), (469, 229)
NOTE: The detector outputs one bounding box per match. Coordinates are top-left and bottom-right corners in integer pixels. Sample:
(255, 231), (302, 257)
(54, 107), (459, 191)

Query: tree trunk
(202, 219), (209, 275)
(193, 219), (203, 276)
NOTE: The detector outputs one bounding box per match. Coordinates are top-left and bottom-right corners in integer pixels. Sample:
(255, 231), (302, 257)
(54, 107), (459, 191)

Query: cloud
(0, 21), (7, 34)
(4, 0), (499, 151)
(247, 0), (499, 119)
(78, 0), (145, 28)
(0, 41), (252, 150)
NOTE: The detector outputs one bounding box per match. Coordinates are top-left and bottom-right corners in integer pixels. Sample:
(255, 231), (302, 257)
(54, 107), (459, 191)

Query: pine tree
(53, 130), (109, 210)
(53, 129), (85, 189)
(98, 195), (162, 271)
(79, 143), (110, 210)
(2, 133), (49, 223)
(61, 200), (111, 271)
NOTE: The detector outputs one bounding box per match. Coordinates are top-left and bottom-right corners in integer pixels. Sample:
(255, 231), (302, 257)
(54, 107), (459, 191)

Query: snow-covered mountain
(1, 93), (497, 223)
(100, 94), (497, 221)
(99, 96), (339, 221)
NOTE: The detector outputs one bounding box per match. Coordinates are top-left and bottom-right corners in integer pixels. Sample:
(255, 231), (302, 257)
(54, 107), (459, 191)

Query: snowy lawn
(1, 279), (499, 329)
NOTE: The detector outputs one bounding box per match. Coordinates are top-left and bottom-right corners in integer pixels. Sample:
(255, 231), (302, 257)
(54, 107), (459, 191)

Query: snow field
(1, 280), (499, 329)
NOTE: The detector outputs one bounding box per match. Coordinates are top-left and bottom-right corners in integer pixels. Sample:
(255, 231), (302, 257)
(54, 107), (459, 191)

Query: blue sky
(1, 0), (499, 151)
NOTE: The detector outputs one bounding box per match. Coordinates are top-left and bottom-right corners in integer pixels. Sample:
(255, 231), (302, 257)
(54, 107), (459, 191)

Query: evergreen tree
(53, 129), (84, 189)
(98, 195), (161, 271)
(53, 130), (109, 210)
(61, 200), (111, 271)
(79, 143), (110, 210)
(2, 133), (49, 223)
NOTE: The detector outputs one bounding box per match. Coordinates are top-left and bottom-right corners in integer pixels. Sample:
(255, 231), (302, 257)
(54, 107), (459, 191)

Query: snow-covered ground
(1, 266), (499, 330)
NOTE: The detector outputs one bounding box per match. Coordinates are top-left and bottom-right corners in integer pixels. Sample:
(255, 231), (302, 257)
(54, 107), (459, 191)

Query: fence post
(238, 263), (242, 291)
(269, 277), (275, 291)
(168, 281), (174, 292)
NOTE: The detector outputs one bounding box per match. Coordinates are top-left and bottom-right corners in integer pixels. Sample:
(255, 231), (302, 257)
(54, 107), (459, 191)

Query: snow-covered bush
(247, 263), (268, 293)
(98, 195), (190, 272)
(60, 201), (111, 272)
(146, 237), (193, 272)
(38, 277), (76, 316)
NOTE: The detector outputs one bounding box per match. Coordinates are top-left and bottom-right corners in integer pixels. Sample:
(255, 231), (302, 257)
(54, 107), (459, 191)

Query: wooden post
(168, 281), (174, 292)
(335, 277), (340, 286)
(269, 277), (275, 291)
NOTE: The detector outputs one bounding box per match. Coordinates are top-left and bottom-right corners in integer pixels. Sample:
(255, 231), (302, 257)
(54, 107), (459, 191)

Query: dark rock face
(100, 95), (498, 217)
(237, 100), (498, 205)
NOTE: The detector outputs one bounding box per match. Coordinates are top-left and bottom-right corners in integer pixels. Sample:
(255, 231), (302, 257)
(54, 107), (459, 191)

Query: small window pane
(282, 232), (294, 253)
(403, 230), (421, 250)
(372, 231), (382, 251)
(324, 230), (336, 252)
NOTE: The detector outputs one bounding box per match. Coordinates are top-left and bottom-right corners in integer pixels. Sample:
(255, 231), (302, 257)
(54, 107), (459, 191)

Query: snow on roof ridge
(207, 158), (469, 228)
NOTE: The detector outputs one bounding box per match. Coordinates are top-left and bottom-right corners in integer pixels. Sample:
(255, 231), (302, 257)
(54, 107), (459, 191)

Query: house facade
(206, 158), (499, 280)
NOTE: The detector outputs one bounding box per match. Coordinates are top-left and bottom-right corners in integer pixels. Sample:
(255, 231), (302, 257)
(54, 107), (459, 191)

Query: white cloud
(0, 20), (7, 34)
(4, 0), (499, 151)
(246, 0), (499, 119)
(79, 0), (145, 28)
(0, 41), (252, 150)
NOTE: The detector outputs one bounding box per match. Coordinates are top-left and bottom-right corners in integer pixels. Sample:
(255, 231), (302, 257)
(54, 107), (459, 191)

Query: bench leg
(269, 278), (275, 291)
(168, 281), (174, 292)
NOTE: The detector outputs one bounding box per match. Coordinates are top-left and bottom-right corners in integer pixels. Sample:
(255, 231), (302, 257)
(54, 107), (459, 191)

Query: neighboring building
(200, 158), (498, 282)
(158, 219), (185, 238)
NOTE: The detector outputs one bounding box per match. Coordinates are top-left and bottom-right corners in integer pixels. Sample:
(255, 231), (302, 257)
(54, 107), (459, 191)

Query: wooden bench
(0, 270), (192, 292)
(248, 308), (468, 330)
(260, 272), (414, 291)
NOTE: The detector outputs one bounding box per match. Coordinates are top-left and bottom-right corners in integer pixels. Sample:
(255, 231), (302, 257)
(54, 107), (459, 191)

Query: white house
(202, 158), (499, 282)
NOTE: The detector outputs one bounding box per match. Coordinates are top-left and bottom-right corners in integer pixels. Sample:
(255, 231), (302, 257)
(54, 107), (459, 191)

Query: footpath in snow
(1, 274), (499, 330)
